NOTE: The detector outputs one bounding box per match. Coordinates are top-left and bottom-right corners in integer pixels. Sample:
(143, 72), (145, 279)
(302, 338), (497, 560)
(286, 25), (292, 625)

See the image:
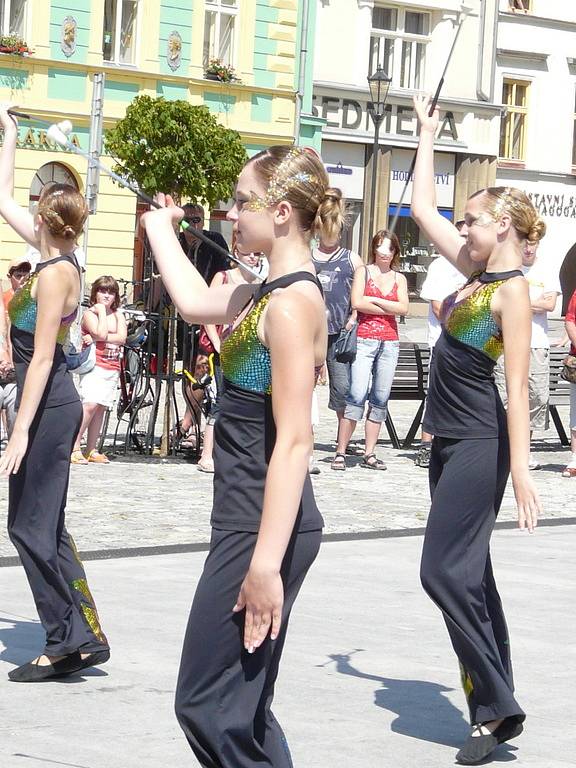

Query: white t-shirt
(420, 256), (467, 348)
(522, 257), (561, 349)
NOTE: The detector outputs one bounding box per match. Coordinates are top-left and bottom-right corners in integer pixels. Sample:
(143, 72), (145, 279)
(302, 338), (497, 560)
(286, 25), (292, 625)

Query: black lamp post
(366, 67), (392, 242)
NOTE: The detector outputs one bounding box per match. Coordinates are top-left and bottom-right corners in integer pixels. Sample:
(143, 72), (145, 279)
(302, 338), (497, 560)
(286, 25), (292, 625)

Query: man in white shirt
(414, 222), (467, 468)
(494, 240), (561, 469)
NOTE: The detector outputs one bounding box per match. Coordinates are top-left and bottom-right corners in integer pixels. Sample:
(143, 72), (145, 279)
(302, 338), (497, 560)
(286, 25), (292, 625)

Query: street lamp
(366, 67), (392, 241)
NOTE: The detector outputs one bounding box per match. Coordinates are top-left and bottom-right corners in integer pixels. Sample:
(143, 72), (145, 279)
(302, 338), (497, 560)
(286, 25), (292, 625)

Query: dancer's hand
(0, 425), (28, 476)
(413, 94), (439, 134)
(512, 471), (540, 532)
(233, 566), (284, 653)
(0, 103), (18, 132)
(140, 193), (184, 231)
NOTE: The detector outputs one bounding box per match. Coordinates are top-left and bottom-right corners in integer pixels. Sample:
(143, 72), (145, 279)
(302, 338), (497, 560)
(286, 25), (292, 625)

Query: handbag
(561, 354), (576, 384)
(333, 323), (358, 364)
(65, 343), (96, 375)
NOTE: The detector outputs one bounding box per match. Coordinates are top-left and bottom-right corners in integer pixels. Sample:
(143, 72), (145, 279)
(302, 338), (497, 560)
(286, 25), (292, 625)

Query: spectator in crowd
(178, 203), (230, 284)
(3, 257), (31, 311)
(71, 276), (127, 464)
(194, 249), (264, 472)
(494, 239), (561, 469)
(332, 230), (409, 470)
(311, 188), (362, 445)
(415, 223), (467, 468)
(0, 278), (16, 437)
(562, 286), (576, 477)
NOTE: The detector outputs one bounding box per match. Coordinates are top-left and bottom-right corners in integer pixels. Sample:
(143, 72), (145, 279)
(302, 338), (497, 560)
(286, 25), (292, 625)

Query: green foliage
(104, 95), (247, 208)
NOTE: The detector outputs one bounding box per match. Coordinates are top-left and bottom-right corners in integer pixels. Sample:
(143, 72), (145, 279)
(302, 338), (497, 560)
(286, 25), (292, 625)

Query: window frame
(499, 78), (530, 162)
(369, 4), (431, 91)
(0, 0), (27, 38)
(203, 0), (239, 70)
(102, 0), (140, 66)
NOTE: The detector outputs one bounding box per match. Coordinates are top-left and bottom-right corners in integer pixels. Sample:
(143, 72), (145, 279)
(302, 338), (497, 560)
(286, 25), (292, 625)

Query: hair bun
(528, 217), (546, 243)
(322, 188), (342, 203)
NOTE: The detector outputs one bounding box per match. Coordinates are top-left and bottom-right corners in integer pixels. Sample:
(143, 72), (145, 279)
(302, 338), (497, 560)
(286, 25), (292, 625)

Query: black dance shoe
(76, 647), (110, 671)
(8, 651), (85, 683)
(456, 718), (524, 765)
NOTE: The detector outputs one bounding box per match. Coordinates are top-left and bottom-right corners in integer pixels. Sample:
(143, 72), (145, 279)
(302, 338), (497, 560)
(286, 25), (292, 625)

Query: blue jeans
(344, 338), (399, 423)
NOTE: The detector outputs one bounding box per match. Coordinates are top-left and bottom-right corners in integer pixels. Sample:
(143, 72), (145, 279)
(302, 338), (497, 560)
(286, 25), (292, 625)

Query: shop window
(29, 162), (79, 212)
(0, 0), (26, 37)
(203, 0), (238, 69)
(102, 0), (138, 65)
(499, 79), (529, 161)
(508, 0), (530, 12)
(369, 5), (430, 90)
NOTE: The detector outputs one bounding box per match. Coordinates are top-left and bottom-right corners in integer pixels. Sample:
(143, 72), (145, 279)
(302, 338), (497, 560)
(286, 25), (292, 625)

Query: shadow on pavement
(323, 650), (519, 761)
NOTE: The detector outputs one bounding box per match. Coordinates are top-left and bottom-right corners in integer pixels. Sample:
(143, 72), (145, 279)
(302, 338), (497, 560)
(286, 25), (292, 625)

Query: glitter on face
(442, 278), (506, 361)
(220, 294), (273, 394)
(243, 147), (320, 212)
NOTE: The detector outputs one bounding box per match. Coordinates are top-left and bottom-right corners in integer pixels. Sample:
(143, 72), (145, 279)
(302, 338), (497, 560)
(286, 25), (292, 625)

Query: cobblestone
(0, 318), (572, 557)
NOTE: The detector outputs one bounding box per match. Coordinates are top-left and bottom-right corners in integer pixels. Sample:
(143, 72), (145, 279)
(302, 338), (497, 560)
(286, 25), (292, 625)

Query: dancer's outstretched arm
(411, 95), (474, 277)
(233, 288), (321, 652)
(142, 196), (255, 325)
(0, 107), (37, 246)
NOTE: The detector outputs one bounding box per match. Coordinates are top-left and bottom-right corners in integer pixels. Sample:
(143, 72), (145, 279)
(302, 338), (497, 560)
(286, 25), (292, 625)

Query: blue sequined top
(220, 293), (272, 394)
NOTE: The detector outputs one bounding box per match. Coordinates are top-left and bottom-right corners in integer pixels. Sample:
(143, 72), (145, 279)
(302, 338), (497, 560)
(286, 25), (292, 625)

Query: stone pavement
(0, 317), (573, 559)
(0, 526), (574, 767)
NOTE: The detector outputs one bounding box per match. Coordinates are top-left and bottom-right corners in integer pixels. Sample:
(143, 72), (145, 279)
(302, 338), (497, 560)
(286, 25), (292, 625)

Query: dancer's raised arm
(411, 95), (475, 276)
(141, 194), (255, 325)
(0, 108), (37, 246)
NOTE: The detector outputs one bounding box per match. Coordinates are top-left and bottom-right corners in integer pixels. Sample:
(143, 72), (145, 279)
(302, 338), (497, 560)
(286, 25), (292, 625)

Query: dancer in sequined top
(0, 106), (109, 683)
(411, 95), (544, 766)
(142, 145), (337, 767)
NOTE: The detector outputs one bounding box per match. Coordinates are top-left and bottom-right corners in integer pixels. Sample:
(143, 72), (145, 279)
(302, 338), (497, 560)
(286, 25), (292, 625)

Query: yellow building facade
(0, 0), (304, 282)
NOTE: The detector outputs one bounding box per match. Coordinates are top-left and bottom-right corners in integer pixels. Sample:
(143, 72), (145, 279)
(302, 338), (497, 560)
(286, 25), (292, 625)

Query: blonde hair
(37, 183), (88, 242)
(472, 187), (546, 243)
(247, 146), (345, 242)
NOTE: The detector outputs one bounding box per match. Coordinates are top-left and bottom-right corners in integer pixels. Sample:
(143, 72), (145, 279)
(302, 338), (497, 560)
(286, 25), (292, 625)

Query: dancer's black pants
(175, 527), (321, 768)
(7, 400), (107, 657)
(420, 436), (525, 726)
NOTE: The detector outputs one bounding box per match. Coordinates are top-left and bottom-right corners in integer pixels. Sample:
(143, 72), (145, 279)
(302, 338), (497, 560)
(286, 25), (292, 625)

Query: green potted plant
(204, 58), (239, 83)
(0, 34), (32, 55)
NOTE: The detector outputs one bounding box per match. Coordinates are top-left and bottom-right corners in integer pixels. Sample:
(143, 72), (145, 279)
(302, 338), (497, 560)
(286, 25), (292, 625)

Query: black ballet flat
(8, 651), (84, 683)
(456, 719), (524, 765)
(76, 648), (110, 671)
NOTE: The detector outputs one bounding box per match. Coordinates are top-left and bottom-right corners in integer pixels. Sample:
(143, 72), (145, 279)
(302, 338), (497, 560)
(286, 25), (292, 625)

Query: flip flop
(70, 450), (88, 465)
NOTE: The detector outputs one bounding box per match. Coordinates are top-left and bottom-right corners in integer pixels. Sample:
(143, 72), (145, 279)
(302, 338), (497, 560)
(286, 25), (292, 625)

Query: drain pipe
(294, 0), (310, 145)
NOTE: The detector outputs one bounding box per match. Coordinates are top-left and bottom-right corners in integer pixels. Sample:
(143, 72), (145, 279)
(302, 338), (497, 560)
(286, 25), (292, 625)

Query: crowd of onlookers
(1, 196), (575, 477)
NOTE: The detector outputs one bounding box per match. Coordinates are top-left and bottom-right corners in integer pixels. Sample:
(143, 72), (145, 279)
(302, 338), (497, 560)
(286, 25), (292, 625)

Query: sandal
(70, 450), (88, 465)
(331, 453), (346, 471)
(87, 450), (110, 464)
(562, 466), (576, 478)
(360, 453), (387, 471)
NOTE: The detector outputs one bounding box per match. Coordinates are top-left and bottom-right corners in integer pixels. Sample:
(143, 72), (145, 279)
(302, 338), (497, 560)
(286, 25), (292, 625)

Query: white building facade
(496, 0), (576, 312)
(311, 0), (501, 296)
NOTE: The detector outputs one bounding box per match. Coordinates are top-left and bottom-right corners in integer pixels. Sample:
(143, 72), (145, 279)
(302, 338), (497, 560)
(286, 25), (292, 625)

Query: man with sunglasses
(3, 257), (31, 312)
(178, 203), (230, 284)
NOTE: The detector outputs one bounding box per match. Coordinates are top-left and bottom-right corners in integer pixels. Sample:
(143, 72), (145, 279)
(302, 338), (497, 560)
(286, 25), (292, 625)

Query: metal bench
(549, 348), (572, 446)
(385, 341), (430, 449)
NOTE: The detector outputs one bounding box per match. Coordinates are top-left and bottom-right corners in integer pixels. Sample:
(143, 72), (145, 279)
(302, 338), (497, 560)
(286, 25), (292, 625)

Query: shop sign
(322, 141), (366, 200)
(390, 149), (455, 208)
(528, 192), (576, 219)
(312, 94), (459, 142)
(2, 126), (83, 152)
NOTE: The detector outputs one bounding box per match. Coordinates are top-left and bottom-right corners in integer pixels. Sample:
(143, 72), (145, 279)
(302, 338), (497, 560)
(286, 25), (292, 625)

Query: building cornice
(497, 49), (549, 63)
(313, 81), (502, 114)
(499, 10), (576, 31)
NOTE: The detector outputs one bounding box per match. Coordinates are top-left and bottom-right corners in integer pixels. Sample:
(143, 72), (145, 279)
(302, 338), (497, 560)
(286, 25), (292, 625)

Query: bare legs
(72, 402), (108, 459)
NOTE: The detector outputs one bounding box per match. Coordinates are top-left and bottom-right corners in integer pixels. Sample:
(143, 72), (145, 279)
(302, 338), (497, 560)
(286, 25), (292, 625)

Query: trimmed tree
(104, 94), (247, 206)
(105, 95), (247, 457)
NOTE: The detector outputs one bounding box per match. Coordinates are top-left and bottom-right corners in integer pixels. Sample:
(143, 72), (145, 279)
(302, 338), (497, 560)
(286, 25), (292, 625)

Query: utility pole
(83, 72), (106, 256)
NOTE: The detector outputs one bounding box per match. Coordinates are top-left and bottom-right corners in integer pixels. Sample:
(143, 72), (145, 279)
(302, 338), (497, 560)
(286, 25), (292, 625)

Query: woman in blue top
(411, 95), (543, 765)
(143, 146), (331, 767)
(0, 107), (109, 682)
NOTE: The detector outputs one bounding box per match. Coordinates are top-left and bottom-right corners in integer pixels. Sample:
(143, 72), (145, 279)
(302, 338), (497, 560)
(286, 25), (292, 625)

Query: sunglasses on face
(9, 269), (29, 278)
(184, 216), (203, 225)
